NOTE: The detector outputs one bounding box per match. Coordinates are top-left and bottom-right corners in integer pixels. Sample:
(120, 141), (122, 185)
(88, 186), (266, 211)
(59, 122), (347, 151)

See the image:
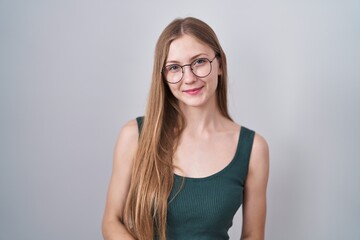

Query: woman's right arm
(102, 119), (139, 240)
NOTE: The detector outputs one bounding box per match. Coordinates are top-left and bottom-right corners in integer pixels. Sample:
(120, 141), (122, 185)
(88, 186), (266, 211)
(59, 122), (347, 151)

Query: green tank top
(136, 116), (255, 240)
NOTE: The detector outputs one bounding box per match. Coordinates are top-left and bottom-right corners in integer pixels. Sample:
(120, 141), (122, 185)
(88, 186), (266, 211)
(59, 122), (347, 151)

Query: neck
(179, 101), (228, 135)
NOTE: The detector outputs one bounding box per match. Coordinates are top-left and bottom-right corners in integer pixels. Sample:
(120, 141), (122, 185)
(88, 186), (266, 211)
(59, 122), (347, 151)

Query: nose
(182, 65), (197, 84)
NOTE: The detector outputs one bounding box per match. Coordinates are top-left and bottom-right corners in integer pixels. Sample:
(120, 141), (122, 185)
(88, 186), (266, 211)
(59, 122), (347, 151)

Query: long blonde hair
(123, 17), (232, 240)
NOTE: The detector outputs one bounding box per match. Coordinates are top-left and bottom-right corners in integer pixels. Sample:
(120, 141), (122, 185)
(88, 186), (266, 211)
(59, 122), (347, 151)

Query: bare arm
(241, 133), (270, 240)
(102, 120), (139, 240)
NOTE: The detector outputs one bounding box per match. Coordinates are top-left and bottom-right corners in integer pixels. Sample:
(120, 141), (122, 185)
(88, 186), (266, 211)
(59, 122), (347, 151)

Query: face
(164, 34), (221, 109)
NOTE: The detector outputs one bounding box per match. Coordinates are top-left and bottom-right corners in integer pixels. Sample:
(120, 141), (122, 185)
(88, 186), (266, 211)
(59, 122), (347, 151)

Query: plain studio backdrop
(1, 0), (359, 239)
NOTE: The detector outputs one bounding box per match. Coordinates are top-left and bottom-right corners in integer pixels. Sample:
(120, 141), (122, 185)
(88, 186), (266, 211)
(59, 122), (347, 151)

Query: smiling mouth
(183, 86), (204, 95)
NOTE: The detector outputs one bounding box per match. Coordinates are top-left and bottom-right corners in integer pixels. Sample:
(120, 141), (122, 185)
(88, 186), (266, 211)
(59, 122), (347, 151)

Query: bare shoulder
(117, 119), (138, 140)
(252, 133), (269, 162)
(113, 119), (139, 165)
(248, 132), (270, 180)
(116, 118), (139, 144)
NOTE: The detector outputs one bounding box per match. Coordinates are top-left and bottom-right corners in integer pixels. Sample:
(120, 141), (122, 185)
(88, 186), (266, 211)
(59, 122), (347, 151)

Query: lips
(183, 86), (204, 95)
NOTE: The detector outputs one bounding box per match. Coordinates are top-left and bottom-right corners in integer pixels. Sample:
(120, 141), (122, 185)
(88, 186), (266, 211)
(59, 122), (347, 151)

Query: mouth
(183, 86), (204, 95)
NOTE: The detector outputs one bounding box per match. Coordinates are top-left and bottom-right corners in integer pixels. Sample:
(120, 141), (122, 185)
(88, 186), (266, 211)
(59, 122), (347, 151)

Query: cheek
(167, 83), (180, 96)
(208, 72), (219, 88)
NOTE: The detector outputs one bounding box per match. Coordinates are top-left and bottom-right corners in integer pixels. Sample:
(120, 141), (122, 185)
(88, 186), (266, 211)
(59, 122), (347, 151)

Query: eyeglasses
(162, 55), (218, 84)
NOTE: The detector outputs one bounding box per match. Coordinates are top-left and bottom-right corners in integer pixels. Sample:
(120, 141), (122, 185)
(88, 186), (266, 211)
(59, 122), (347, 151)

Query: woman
(102, 17), (269, 240)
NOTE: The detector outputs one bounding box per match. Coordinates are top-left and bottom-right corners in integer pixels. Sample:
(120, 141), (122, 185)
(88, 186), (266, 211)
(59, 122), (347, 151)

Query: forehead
(167, 34), (213, 62)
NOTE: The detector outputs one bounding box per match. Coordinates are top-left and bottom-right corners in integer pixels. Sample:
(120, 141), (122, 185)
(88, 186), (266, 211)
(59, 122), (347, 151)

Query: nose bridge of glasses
(181, 63), (193, 73)
(180, 64), (197, 81)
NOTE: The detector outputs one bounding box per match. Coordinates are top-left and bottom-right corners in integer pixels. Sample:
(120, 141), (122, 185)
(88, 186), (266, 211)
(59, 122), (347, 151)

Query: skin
(102, 34), (269, 240)
(102, 119), (138, 240)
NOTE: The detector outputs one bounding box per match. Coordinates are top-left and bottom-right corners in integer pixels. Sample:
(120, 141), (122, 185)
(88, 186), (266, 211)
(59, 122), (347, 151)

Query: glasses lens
(191, 58), (211, 78)
(164, 64), (182, 83)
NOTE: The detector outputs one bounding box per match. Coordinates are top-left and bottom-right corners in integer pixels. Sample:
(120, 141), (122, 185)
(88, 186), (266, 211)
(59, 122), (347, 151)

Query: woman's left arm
(241, 133), (270, 240)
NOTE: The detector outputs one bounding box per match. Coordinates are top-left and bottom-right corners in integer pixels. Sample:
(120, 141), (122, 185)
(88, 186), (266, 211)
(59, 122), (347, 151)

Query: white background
(1, 0), (359, 239)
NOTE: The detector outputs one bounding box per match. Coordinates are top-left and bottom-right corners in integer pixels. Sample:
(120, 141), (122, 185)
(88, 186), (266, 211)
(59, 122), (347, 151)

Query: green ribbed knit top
(136, 116), (255, 240)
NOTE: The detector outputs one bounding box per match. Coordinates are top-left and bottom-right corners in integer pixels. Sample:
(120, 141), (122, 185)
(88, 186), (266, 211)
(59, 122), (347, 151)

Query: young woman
(102, 17), (269, 240)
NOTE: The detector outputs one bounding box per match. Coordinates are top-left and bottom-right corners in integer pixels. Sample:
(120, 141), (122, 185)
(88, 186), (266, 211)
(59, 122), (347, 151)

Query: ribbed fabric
(136, 116), (255, 240)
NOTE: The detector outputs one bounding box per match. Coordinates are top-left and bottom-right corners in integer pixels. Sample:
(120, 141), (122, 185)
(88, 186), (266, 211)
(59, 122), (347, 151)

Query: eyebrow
(165, 53), (209, 65)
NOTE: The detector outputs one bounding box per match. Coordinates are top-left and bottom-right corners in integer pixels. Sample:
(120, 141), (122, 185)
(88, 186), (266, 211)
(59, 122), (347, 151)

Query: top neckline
(173, 126), (243, 182)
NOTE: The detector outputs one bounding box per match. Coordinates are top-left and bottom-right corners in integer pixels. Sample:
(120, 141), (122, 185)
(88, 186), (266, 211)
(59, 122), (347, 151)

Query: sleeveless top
(136, 116), (255, 240)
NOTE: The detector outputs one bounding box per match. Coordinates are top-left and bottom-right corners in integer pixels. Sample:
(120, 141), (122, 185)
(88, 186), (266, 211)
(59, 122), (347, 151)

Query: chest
(173, 132), (239, 178)
(167, 174), (244, 237)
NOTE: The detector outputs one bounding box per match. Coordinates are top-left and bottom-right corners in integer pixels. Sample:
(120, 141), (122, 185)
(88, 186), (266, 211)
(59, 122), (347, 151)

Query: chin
(179, 96), (211, 108)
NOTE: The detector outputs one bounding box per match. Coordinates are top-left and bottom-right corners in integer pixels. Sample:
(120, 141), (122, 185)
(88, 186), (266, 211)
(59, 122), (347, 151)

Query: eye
(166, 64), (181, 73)
(192, 58), (207, 66)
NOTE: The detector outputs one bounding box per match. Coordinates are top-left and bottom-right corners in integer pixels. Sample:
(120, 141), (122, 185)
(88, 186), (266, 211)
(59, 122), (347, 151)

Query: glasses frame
(162, 55), (218, 84)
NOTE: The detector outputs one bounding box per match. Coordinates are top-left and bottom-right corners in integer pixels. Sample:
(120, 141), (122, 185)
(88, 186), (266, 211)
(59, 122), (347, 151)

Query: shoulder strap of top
(238, 126), (255, 185)
(136, 116), (144, 135)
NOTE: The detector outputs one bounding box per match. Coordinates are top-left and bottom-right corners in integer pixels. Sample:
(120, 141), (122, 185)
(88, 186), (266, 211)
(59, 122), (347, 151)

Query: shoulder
(118, 119), (139, 142)
(119, 119), (139, 139)
(248, 132), (269, 181)
(114, 119), (139, 159)
(252, 133), (269, 162)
